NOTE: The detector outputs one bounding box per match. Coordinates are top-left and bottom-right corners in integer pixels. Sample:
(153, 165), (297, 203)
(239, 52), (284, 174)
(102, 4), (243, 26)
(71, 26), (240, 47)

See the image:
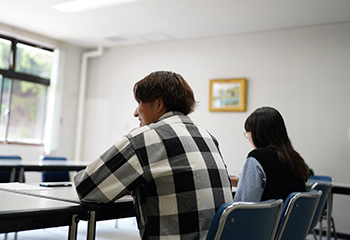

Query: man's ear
(156, 98), (166, 113)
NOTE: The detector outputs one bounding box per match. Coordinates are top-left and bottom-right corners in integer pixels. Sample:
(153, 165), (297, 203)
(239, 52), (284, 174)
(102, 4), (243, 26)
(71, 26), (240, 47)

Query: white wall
(83, 22), (350, 232)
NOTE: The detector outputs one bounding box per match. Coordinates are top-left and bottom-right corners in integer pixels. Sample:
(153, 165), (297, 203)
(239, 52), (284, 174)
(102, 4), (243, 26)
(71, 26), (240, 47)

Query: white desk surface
(0, 189), (80, 213)
(0, 160), (88, 166)
(0, 182), (133, 204)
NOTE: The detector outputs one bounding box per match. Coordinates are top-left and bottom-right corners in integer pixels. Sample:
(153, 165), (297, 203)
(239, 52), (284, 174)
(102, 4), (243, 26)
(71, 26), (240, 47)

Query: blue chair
(0, 155), (23, 182)
(206, 199), (283, 240)
(275, 190), (322, 240)
(306, 182), (318, 192)
(41, 156), (70, 182)
(307, 175), (334, 240)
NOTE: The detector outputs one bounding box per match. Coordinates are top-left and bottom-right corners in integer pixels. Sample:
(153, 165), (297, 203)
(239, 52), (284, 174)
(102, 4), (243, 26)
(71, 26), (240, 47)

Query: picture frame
(209, 78), (247, 112)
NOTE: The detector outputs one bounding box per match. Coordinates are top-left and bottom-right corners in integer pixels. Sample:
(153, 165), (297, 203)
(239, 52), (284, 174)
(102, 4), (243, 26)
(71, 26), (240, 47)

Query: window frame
(0, 33), (53, 145)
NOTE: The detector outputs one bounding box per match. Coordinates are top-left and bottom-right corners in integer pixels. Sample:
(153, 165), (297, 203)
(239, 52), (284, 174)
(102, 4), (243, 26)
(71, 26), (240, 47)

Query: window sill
(0, 141), (44, 146)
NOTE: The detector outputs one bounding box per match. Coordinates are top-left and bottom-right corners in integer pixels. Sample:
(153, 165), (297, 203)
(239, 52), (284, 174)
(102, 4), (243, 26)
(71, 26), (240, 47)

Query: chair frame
(308, 176), (334, 240)
(275, 190), (322, 240)
(0, 155), (22, 183)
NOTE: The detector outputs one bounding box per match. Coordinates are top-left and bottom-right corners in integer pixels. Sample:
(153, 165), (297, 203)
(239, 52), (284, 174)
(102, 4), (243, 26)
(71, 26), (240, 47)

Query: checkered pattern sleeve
(74, 136), (146, 203)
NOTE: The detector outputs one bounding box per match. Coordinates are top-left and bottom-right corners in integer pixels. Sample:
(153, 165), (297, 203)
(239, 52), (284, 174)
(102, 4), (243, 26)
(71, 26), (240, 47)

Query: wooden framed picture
(209, 78), (247, 112)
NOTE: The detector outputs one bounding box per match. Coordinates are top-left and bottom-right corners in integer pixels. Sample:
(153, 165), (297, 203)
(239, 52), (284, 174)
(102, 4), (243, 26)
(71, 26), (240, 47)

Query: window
(0, 34), (54, 145)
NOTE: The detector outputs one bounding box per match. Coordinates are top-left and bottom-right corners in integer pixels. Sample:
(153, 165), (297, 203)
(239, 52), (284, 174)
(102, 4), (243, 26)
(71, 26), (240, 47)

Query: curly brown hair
(133, 71), (196, 115)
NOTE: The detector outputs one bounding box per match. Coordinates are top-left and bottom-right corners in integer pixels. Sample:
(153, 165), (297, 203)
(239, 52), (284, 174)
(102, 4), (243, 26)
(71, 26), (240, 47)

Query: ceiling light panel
(53, 0), (142, 13)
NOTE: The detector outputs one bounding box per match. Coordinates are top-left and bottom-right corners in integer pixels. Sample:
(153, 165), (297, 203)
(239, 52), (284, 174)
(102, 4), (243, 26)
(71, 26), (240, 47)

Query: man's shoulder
(127, 125), (153, 138)
(126, 120), (170, 144)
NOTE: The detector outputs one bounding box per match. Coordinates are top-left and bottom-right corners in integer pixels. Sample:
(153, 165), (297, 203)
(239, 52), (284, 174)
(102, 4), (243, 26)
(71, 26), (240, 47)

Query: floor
(0, 219), (346, 240)
(0, 217), (140, 240)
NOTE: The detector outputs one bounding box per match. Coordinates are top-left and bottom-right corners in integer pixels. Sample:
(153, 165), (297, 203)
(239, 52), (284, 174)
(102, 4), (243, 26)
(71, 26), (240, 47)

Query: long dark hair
(244, 107), (309, 181)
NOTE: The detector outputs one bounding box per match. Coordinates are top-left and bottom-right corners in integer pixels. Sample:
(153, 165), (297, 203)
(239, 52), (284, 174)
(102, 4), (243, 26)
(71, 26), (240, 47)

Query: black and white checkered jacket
(74, 111), (233, 240)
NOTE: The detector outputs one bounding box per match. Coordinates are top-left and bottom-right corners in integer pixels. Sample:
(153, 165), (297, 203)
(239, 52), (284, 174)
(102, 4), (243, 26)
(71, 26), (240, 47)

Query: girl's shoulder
(248, 148), (276, 160)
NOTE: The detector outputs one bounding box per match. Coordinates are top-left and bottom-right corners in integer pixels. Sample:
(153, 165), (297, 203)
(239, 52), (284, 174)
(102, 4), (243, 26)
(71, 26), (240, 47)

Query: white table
(0, 189), (81, 240)
(0, 182), (135, 240)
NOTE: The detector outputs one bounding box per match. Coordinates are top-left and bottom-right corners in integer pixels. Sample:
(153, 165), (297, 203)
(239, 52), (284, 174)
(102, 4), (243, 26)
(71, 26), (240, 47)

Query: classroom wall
(82, 22), (350, 232)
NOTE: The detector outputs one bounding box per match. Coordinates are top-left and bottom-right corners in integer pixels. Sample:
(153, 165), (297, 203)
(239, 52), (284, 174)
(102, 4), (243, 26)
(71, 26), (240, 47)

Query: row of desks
(0, 161), (349, 239)
(0, 160), (87, 182)
(0, 160), (135, 239)
(0, 182), (136, 240)
(332, 182), (350, 195)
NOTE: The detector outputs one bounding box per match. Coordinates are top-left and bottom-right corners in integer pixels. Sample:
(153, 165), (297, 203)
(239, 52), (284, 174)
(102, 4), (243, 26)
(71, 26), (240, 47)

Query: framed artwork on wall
(209, 78), (247, 112)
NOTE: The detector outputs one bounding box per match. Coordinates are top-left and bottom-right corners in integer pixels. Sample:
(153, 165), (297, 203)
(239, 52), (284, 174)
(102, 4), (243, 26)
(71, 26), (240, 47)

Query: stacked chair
(308, 175), (336, 240)
(0, 155), (22, 183)
(206, 189), (326, 240)
(275, 190), (322, 240)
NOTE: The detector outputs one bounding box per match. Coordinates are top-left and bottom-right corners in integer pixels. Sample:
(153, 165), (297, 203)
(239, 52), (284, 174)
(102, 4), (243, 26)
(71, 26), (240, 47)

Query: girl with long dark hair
(233, 106), (309, 202)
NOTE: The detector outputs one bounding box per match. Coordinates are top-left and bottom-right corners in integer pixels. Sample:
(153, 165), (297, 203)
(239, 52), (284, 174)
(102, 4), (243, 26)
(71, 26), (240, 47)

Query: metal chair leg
(326, 192), (333, 240)
(311, 229), (318, 240)
(331, 217), (337, 240)
(4, 232), (17, 240)
(319, 218), (323, 240)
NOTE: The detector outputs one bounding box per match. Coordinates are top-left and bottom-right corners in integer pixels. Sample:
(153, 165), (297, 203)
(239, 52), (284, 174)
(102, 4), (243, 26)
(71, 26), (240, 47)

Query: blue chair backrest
(0, 156), (21, 160)
(0, 155), (22, 182)
(41, 156), (70, 182)
(307, 175), (333, 231)
(306, 182), (318, 192)
(275, 190), (322, 240)
(206, 199), (283, 240)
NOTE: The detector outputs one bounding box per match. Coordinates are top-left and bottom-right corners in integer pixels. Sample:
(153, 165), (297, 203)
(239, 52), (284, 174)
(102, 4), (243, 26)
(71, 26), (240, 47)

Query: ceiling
(1, 0), (350, 49)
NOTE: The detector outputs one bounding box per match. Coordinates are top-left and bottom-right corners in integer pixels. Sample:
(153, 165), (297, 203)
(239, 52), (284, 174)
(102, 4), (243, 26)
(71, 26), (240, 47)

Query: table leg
(10, 168), (16, 182)
(19, 168), (24, 183)
(87, 211), (96, 240)
(69, 214), (79, 240)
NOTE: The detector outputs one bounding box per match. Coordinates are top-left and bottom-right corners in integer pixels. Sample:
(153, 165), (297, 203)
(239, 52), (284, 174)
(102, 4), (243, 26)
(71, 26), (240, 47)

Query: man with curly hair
(75, 71), (232, 240)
